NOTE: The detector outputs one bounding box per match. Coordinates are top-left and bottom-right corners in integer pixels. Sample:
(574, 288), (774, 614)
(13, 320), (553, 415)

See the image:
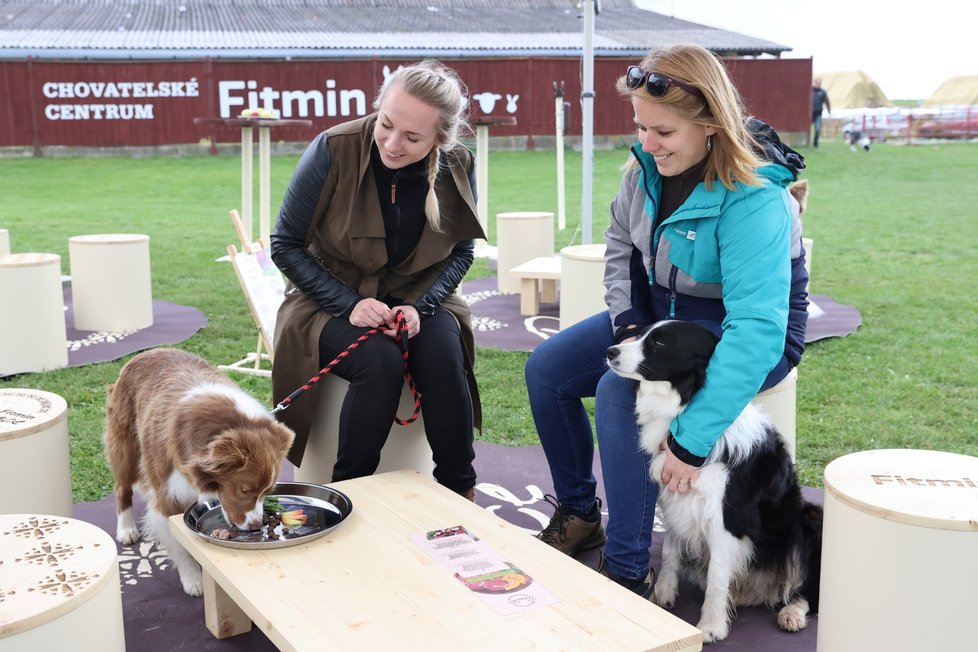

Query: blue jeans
(812, 113), (823, 147)
(525, 311), (793, 580)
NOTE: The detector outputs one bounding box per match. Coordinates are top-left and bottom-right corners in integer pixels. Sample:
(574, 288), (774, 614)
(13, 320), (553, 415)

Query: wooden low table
(510, 255), (561, 316)
(169, 469), (702, 651)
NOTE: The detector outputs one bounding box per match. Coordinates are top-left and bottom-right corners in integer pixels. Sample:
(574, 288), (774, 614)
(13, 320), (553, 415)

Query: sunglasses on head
(625, 65), (705, 101)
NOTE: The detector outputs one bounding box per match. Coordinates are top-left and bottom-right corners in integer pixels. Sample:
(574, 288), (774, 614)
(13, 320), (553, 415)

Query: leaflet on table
(411, 525), (559, 616)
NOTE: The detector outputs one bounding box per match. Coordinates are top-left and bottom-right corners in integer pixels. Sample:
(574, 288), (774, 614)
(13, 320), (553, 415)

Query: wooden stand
(559, 243), (607, 330)
(68, 234), (153, 332)
(818, 449), (978, 652)
(296, 375), (433, 484)
(495, 211), (554, 293)
(0, 389), (73, 517)
(510, 255), (561, 316)
(0, 253), (68, 375)
(749, 367), (798, 461)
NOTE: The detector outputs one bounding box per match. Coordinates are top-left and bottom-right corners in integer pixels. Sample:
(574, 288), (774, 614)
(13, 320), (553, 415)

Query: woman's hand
(349, 298), (393, 329)
(386, 305), (420, 339)
(659, 440), (700, 495)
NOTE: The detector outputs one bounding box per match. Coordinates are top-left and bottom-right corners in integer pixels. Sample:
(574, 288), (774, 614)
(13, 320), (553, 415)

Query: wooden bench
(168, 469), (704, 650)
(509, 255), (561, 316)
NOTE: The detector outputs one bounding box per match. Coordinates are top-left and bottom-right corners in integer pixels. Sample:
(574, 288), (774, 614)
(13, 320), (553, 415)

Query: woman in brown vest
(270, 60), (485, 500)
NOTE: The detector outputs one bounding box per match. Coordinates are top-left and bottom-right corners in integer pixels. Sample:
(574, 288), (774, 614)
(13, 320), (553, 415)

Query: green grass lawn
(2, 139), (976, 501)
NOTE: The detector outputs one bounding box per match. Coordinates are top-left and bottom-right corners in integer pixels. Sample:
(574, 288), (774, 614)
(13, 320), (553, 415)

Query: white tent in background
(816, 70), (893, 109)
(922, 75), (978, 107)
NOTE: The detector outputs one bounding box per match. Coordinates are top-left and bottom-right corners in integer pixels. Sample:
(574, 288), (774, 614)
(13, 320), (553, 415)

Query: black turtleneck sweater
(370, 144), (430, 268)
(655, 155), (709, 230)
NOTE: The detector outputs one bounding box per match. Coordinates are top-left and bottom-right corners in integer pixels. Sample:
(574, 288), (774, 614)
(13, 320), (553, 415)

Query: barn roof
(0, 0), (790, 60)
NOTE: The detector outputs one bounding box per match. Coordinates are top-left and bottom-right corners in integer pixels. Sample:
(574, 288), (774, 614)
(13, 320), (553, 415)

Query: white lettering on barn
(41, 78), (198, 122)
(218, 79), (368, 119)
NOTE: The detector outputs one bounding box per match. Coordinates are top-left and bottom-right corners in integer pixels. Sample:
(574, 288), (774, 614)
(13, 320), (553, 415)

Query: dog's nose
(607, 346), (620, 362)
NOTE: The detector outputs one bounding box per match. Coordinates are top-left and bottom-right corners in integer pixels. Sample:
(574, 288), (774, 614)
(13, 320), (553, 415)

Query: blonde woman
(527, 44), (808, 594)
(271, 60), (484, 500)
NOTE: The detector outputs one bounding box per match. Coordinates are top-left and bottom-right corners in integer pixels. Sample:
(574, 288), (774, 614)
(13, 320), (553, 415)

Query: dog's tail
(103, 380), (141, 513)
(798, 502), (823, 613)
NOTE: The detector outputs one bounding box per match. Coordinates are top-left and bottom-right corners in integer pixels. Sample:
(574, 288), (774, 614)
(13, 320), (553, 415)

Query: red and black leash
(270, 309), (421, 424)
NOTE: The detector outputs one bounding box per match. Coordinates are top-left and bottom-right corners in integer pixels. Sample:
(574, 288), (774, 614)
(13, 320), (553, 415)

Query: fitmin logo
(507, 593), (537, 607)
(871, 474), (978, 489)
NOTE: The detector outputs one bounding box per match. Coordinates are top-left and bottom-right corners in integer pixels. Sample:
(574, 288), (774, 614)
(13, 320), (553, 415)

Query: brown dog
(104, 348), (294, 596)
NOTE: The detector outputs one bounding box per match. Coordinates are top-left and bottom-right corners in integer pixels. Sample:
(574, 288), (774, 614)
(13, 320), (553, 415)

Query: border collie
(104, 348), (295, 596)
(606, 321), (821, 643)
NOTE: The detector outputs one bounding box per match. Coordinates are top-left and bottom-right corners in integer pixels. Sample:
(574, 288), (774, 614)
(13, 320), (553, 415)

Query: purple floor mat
(75, 441), (821, 651)
(1, 283), (207, 379)
(461, 276), (860, 352)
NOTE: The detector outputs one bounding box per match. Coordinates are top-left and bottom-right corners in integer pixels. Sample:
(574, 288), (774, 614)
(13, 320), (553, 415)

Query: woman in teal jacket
(526, 43), (808, 596)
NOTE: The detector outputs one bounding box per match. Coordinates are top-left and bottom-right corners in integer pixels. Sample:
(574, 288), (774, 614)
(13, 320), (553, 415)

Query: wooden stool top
(824, 448), (978, 531)
(754, 366), (798, 398)
(69, 234), (149, 245)
(0, 389), (67, 442)
(560, 243), (607, 261)
(495, 211), (553, 220)
(0, 514), (118, 638)
(0, 253), (60, 268)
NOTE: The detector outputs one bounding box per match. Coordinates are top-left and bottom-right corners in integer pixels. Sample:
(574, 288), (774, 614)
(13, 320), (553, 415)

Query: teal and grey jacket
(604, 145), (808, 464)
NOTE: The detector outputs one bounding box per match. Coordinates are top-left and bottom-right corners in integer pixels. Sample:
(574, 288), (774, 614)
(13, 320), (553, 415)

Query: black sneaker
(597, 551), (655, 599)
(535, 494), (606, 557)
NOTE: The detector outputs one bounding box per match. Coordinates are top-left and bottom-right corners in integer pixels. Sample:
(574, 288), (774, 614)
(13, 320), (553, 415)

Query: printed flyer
(411, 525), (560, 615)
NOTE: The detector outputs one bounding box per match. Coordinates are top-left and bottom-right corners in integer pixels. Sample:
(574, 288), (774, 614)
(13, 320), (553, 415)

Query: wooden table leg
(541, 278), (558, 304)
(520, 277), (540, 316)
(203, 571), (252, 639)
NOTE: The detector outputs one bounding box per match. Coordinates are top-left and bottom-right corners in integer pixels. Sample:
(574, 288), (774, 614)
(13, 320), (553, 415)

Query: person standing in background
(811, 78), (831, 147)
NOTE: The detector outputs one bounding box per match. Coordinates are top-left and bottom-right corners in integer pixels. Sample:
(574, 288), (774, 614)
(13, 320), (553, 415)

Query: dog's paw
(652, 581), (678, 609)
(179, 567), (204, 597)
(696, 618), (730, 644)
(652, 574), (679, 609)
(777, 603), (808, 632)
(115, 511), (140, 545)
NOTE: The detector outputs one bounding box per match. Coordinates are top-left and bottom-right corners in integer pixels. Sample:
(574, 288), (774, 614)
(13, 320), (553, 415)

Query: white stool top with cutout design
(0, 514), (119, 639)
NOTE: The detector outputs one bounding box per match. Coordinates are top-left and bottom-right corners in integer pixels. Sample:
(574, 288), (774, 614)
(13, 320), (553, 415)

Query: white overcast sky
(632, 0), (973, 100)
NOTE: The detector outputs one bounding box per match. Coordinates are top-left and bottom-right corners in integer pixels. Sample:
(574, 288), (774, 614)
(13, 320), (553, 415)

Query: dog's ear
(266, 422), (296, 455)
(199, 431), (249, 477)
(789, 179), (809, 215)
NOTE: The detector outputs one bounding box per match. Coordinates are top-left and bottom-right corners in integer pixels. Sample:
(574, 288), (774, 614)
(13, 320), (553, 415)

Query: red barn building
(0, 0), (812, 154)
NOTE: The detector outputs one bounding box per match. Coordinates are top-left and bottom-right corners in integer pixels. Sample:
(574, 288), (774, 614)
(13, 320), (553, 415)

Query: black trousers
(317, 308), (476, 493)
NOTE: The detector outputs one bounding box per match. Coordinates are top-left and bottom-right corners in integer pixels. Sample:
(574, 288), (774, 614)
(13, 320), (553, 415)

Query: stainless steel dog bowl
(183, 481), (353, 550)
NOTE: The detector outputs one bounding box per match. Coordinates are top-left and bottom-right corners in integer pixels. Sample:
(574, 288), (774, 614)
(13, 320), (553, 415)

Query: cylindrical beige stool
(0, 228), (10, 256)
(295, 374), (434, 484)
(750, 367), (797, 460)
(495, 212), (554, 293)
(69, 233), (153, 332)
(818, 449), (978, 652)
(0, 253), (68, 375)
(559, 243), (607, 330)
(0, 389), (73, 517)
(0, 514), (125, 651)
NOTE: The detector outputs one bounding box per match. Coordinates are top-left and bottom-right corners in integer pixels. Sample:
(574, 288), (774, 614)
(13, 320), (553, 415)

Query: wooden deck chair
(219, 209), (286, 377)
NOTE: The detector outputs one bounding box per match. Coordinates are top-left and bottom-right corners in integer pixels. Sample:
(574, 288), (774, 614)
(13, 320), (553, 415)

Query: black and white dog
(606, 320), (822, 643)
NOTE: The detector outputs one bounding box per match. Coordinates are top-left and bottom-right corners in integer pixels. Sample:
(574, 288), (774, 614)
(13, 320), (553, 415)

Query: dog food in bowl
(185, 482), (353, 550)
